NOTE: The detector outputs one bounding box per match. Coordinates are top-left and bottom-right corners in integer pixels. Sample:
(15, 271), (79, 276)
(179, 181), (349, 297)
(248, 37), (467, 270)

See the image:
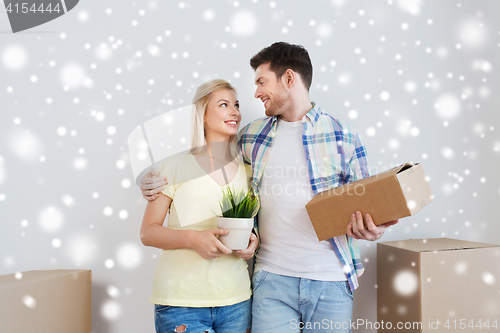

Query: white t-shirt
(254, 118), (346, 281)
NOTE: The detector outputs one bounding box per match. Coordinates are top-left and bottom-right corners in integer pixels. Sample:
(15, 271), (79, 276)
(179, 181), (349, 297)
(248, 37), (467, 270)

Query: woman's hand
(235, 233), (259, 260)
(190, 229), (233, 259)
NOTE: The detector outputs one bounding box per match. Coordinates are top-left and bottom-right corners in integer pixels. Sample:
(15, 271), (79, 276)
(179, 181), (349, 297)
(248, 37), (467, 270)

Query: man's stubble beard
(265, 86), (289, 117)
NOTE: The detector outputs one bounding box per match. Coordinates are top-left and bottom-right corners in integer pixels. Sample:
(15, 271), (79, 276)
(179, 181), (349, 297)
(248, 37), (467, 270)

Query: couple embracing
(139, 42), (398, 333)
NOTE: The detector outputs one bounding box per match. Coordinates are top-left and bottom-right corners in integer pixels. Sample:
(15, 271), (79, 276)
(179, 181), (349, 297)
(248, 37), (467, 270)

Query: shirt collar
(304, 102), (321, 127)
(270, 102), (320, 131)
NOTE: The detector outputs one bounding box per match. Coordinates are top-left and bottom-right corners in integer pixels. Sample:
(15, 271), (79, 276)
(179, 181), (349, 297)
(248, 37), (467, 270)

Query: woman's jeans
(154, 298), (251, 333)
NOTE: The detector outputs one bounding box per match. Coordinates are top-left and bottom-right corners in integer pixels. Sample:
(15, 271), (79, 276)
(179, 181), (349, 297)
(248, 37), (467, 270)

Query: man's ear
(283, 69), (295, 88)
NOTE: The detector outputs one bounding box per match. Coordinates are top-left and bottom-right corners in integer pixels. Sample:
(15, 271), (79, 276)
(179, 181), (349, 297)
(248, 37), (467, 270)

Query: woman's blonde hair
(190, 79), (240, 159)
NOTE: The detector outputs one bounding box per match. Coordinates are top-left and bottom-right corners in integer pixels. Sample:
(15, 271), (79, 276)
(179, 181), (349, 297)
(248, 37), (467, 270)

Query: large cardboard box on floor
(0, 269), (92, 333)
(305, 163), (434, 241)
(377, 238), (500, 333)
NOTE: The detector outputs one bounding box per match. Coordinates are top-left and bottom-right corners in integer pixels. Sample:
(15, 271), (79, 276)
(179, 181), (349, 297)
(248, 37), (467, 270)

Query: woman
(140, 79), (258, 333)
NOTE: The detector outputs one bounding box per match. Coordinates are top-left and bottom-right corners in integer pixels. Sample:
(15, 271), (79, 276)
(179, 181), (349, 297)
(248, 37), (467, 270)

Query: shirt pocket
(320, 153), (352, 186)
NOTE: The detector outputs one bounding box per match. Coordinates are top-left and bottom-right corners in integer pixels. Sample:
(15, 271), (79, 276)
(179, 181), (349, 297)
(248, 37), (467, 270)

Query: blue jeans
(154, 298), (251, 333)
(252, 270), (353, 332)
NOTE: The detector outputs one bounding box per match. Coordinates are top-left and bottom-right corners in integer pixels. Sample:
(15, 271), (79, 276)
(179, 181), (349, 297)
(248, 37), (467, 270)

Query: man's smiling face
(253, 62), (289, 117)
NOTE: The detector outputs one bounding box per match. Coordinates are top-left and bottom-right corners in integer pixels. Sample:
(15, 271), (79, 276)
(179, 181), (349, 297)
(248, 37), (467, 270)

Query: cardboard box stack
(377, 238), (500, 333)
(0, 269), (92, 333)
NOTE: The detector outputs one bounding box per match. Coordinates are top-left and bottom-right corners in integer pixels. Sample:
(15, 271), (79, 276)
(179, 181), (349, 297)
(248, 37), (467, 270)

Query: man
(141, 42), (398, 332)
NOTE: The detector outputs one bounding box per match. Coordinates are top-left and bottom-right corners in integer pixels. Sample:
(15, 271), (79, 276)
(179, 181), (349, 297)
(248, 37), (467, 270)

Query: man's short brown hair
(250, 42), (313, 91)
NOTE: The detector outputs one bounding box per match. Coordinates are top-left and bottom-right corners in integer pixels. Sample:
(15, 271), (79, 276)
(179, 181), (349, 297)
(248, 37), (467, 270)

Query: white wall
(1, 1), (499, 332)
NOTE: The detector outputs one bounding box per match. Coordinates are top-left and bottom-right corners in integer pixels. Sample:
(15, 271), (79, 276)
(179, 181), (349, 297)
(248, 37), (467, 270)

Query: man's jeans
(154, 298), (251, 333)
(252, 270), (353, 332)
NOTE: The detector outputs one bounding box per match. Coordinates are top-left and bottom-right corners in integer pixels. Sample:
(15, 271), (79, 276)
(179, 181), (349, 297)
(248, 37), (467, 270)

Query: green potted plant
(216, 186), (260, 250)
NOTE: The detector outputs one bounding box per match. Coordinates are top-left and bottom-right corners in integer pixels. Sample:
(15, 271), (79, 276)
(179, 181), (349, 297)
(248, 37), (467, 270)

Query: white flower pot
(217, 217), (254, 250)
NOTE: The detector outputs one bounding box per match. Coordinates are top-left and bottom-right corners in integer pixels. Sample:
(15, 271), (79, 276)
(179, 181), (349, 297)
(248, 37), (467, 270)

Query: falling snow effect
(0, 1), (499, 332)
(101, 300), (122, 321)
(458, 18), (489, 50)
(22, 295), (37, 309)
(1, 44), (28, 71)
(61, 195), (75, 207)
(230, 10), (257, 36)
(67, 236), (97, 265)
(7, 129), (44, 162)
(203, 9), (215, 22)
(316, 23), (332, 38)
(397, 0), (423, 16)
(482, 272), (496, 285)
(38, 207), (64, 233)
(116, 243), (142, 269)
(434, 94), (462, 120)
(455, 262), (467, 274)
(393, 270), (419, 296)
(59, 63), (89, 89)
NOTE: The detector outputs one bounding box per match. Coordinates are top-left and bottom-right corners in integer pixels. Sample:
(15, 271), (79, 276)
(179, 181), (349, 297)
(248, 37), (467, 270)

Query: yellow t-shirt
(150, 153), (253, 307)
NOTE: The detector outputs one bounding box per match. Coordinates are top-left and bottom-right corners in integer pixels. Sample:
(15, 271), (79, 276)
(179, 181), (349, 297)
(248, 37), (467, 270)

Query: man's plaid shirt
(237, 103), (370, 291)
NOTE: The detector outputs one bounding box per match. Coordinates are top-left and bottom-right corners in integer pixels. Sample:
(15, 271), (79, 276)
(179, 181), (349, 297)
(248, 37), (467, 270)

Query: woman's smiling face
(204, 88), (241, 141)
